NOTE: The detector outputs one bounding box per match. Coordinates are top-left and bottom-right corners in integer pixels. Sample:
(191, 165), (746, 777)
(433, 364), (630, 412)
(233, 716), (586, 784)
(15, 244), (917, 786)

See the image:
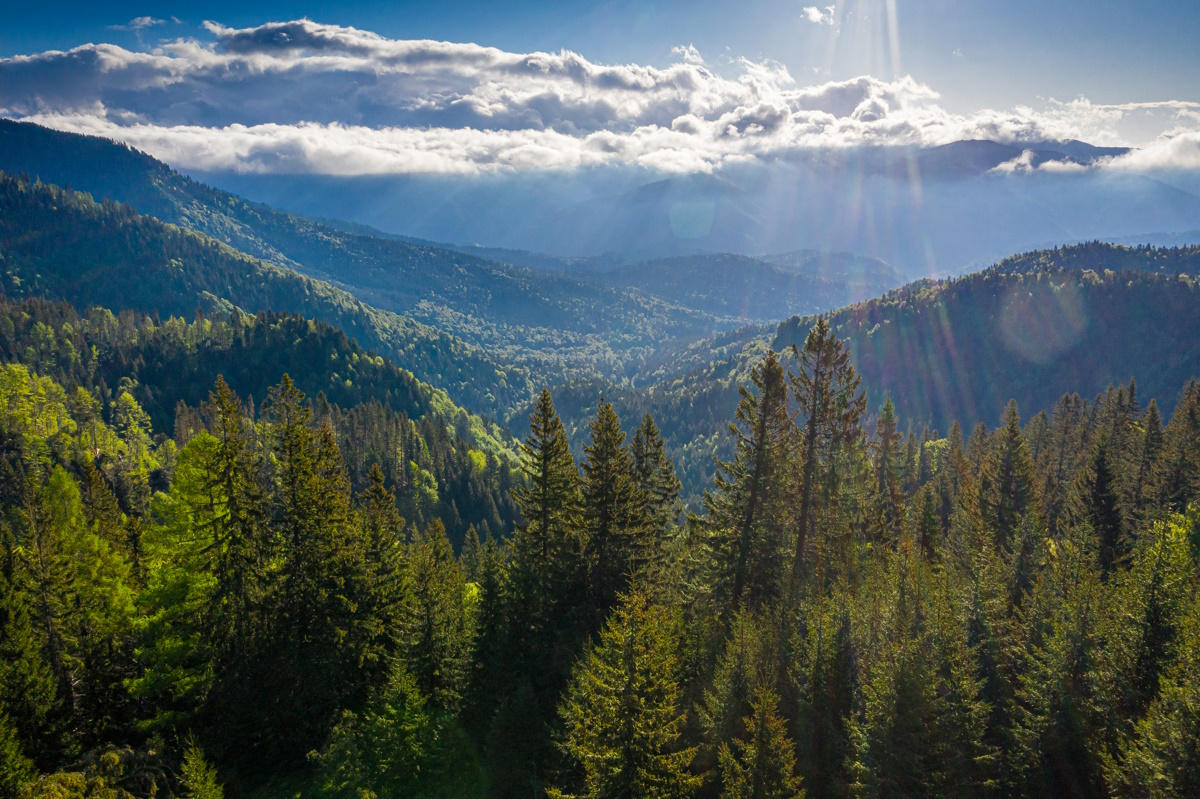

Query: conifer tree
(982, 401), (1038, 552)
(179, 739), (223, 799)
(1110, 596), (1200, 798)
(871, 397), (905, 545)
(510, 389), (582, 629)
(1069, 438), (1128, 576)
(0, 567), (60, 770)
(704, 353), (792, 610)
(718, 685), (804, 799)
(631, 414), (682, 549)
(1152, 381), (1200, 513)
(400, 520), (473, 712)
(460, 523), (483, 583)
(581, 401), (648, 618)
(358, 463), (406, 686)
(790, 319), (866, 580)
(1128, 399), (1163, 522)
(0, 711), (33, 799)
(551, 592), (699, 799)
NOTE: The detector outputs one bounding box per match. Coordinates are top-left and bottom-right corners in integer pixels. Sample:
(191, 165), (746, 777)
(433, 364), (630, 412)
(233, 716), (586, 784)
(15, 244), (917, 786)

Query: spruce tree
(631, 414), (682, 549)
(790, 319), (866, 581)
(718, 685), (804, 799)
(704, 353), (792, 610)
(400, 520), (473, 712)
(581, 401), (648, 619)
(871, 397), (905, 545)
(179, 739), (223, 799)
(551, 592), (699, 799)
(982, 401), (1038, 552)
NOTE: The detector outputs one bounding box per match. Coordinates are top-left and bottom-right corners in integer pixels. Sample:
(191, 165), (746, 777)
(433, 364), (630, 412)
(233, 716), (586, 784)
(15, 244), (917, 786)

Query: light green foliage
(179, 741), (222, 799)
(718, 686), (804, 799)
(552, 592), (699, 799)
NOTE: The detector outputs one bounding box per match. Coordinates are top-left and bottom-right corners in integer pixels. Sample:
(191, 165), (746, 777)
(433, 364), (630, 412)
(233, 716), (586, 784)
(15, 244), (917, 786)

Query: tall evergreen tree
(581, 401), (648, 619)
(551, 592), (699, 799)
(982, 401), (1038, 552)
(704, 353), (793, 610)
(631, 414), (682, 551)
(790, 319), (866, 581)
(718, 685), (804, 799)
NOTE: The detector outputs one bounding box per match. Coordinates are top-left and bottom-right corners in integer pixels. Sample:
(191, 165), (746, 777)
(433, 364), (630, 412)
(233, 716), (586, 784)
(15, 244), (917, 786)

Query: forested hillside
(0, 296), (521, 549)
(549, 244), (1200, 507)
(0, 121), (740, 382)
(588, 253), (900, 322)
(0, 121), (907, 381)
(775, 246), (1200, 430)
(3, 315), (1199, 799)
(0, 172), (527, 414)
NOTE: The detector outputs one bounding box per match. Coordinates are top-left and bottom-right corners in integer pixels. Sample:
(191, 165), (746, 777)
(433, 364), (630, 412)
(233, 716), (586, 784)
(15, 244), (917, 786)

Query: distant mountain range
(0, 120), (912, 390)
(2, 122), (1200, 505)
(186, 138), (1200, 276)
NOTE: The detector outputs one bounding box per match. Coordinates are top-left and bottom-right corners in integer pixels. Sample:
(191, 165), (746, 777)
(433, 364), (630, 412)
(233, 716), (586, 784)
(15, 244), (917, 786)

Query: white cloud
(2, 18), (1199, 176)
(671, 44), (704, 65)
(802, 6), (837, 25)
(108, 16), (166, 32)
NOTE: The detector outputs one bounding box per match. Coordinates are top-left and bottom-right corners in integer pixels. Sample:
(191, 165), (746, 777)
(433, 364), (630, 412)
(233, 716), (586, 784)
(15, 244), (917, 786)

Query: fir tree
(631, 414), (682, 551)
(704, 353), (792, 610)
(581, 401), (649, 619)
(551, 592), (699, 799)
(718, 685), (804, 799)
(790, 318), (866, 581)
(179, 739), (223, 799)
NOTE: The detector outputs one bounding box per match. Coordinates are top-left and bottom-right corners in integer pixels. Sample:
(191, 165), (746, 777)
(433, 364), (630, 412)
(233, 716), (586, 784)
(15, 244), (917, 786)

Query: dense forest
(557, 243), (1200, 506)
(2, 312), (1199, 798)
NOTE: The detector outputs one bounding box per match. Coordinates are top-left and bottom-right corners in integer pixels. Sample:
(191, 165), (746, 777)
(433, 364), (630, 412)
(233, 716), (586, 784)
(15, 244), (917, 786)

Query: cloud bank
(2, 18), (1198, 175)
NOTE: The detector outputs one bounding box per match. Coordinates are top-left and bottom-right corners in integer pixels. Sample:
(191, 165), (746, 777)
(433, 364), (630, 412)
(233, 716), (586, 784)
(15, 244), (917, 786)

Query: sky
(2, 0), (1199, 176)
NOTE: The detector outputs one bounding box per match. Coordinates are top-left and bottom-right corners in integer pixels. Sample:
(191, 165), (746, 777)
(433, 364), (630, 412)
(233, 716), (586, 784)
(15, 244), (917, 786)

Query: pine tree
(1128, 399), (1163, 523)
(460, 523), (483, 583)
(718, 685), (804, 799)
(631, 414), (682, 550)
(262, 377), (372, 760)
(581, 401), (648, 619)
(551, 592), (699, 799)
(510, 389), (582, 632)
(1110, 597), (1200, 798)
(704, 353), (793, 610)
(871, 397), (905, 546)
(1069, 437), (1128, 576)
(358, 462), (406, 687)
(1151, 381), (1200, 514)
(982, 401), (1038, 552)
(179, 739), (223, 799)
(0, 711), (33, 799)
(400, 520), (473, 712)
(790, 319), (866, 581)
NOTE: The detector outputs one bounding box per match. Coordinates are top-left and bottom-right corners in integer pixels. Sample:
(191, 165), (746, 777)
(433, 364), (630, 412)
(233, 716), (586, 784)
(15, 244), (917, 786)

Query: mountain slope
(0, 171), (525, 414)
(547, 243), (1200, 505)
(0, 120), (732, 383)
(575, 249), (904, 322)
(773, 243), (1200, 430)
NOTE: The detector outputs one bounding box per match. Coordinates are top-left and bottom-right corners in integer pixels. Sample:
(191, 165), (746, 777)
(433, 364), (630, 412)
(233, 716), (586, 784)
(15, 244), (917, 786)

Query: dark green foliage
(581, 402), (649, 618)
(2, 238), (1200, 799)
(0, 171), (523, 414)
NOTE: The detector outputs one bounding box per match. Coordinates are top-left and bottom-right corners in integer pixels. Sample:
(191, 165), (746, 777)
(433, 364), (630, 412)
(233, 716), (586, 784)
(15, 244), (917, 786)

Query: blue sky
(2, 0), (1198, 176)
(5, 0), (1198, 110)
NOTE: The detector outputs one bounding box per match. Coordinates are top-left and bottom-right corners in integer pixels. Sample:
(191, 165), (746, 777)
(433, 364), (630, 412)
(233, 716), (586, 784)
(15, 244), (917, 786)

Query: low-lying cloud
(2, 18), (1198, 175)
